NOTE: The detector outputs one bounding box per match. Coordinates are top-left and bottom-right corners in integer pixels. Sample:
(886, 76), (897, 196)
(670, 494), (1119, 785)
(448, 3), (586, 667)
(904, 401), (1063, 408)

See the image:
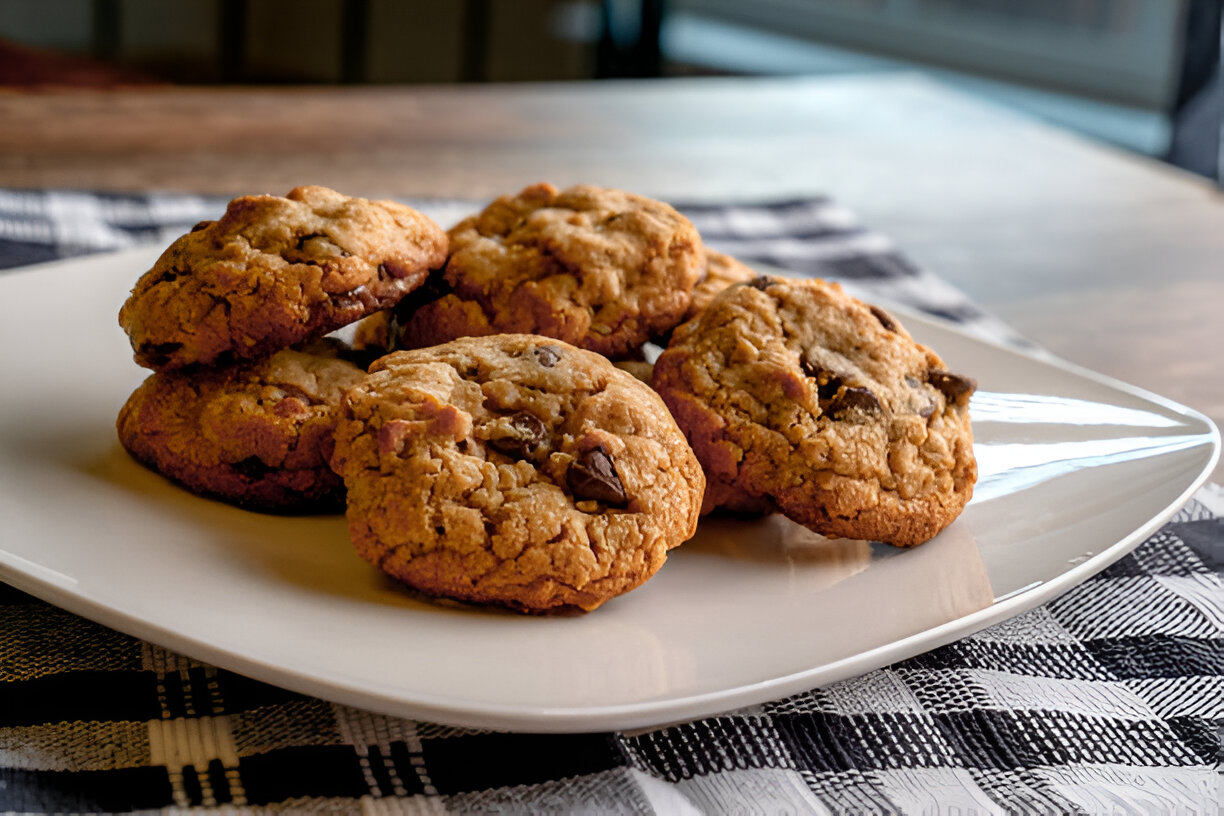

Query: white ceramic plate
(0, 248), (1218, 733)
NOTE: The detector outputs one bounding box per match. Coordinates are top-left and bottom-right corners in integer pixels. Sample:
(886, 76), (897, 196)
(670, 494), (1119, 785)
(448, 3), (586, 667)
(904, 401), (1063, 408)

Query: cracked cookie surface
(117, 339), (366, 512)
(329, 334), (705, 612)
(119, 185), (447, 371)
(652, 276), (976, 547)
(399, 183), (703, 359)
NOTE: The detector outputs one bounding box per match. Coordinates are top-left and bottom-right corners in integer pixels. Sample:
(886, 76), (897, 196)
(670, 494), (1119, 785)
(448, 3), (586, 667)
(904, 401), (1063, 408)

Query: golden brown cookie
(119, 186), (447, 371)
(685, 249), (760, 322)
(117, 340), (365, 512)
(399, 183), (703, 358)
(329, 334), (705, 612)
(653, 276), (976, 547)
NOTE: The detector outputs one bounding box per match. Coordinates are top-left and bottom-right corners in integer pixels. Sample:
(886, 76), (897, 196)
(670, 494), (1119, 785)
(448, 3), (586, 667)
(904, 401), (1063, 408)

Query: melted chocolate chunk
(746, 275), (774, 291)
(827, 386), (881, 418)
(928, 370), (977, 402)
(869, 305), (898, 333)
(488, 412), (548, 460)
(566, 447), (627, 506)
(190, 220), (213, 233)
(536, 345), (561, 368)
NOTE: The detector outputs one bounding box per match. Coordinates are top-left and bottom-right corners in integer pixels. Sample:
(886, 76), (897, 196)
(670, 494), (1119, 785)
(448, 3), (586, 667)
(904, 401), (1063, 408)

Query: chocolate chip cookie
(685, 249), (760, 322)
(399, 183), (703, 359)
(329, 334), (705, 612)
(119, 186), (447, 371)
(117, 339), (366, 512)
(653, 276), (976, 547)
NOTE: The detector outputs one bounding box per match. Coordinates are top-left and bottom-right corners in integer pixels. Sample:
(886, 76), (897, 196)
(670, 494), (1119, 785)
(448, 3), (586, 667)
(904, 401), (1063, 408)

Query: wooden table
(2, 74), (1221, 477)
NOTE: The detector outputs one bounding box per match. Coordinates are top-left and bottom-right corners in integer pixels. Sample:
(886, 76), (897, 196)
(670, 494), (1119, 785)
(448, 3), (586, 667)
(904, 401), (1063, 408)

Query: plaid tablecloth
(1, 189), (1221, 814)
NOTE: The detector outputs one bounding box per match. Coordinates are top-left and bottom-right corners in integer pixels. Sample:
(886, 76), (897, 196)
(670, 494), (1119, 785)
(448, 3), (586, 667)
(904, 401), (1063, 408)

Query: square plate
(0, 248), (1217, 732)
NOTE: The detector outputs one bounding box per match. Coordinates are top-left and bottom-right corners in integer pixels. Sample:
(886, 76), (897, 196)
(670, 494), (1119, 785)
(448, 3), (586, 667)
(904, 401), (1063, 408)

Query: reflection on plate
(0, 249), (1218, 732)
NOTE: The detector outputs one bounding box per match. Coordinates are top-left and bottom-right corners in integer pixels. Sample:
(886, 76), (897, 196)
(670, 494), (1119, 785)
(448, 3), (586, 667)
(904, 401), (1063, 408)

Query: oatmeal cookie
(117, 339), (365, 512)
(330, 334), (705, 612)
(652, 276), (976, 547)
(119, 186), (447, 371)
(399, 183), (703, 358)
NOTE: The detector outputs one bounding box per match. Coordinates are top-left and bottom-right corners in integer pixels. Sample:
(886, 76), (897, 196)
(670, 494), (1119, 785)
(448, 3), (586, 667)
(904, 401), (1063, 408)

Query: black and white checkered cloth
(1, 189), (1221, 814)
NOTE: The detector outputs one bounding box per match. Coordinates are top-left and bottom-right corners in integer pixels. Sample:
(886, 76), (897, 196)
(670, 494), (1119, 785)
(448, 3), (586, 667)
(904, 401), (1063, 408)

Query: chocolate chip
(566, 447), (627, 506)
(746, 276), (774, 291)
(869, 305), (898, 332)
(488, 412), (548, 460)
(536, 345), (561, 368)
(190, 220), (213, 233)
(928, 370), (977, 402)
(827, 386), (881, 418)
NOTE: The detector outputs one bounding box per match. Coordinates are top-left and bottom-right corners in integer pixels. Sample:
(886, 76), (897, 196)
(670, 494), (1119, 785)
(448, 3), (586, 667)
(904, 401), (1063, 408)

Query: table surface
(2, 73), (1221, 479)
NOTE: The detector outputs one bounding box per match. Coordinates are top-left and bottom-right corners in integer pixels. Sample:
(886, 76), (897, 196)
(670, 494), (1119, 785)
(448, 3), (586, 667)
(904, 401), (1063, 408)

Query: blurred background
(0, 0), (1220, 181)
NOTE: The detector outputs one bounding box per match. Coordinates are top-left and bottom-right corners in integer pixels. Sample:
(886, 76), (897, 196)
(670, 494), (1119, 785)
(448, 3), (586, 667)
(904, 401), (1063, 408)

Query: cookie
(329, 334), (705, 612)
(652, 276), (976, 547)
(685, 249), (760, 322)
(117, 339), (366, 512)
(119, 186), (448, 371)
(399, 183), (703, 358)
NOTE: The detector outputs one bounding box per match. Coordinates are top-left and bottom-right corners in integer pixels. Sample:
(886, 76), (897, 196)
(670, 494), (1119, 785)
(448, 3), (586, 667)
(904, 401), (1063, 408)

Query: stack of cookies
(117, 185), (448, 512)
(116, 184), (706, 613)
(117, 182), (977, 613)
